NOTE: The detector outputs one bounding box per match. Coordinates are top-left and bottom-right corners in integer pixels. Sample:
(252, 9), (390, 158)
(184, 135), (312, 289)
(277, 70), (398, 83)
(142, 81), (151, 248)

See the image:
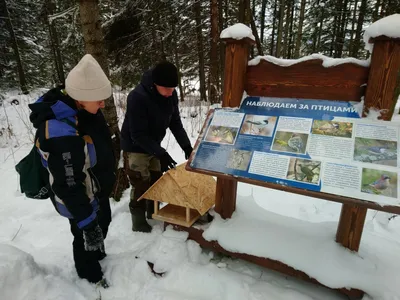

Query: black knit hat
(152, 61), (178, 88)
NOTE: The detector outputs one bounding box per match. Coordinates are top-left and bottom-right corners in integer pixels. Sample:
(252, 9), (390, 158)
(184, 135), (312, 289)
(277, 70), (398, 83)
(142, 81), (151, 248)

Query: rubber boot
(127, 169), (152, 233)
(130, 205), (152, 233)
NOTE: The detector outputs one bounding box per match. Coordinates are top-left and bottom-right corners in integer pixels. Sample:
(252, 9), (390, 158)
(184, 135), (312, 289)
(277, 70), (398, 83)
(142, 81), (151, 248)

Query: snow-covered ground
(1, 89), (400, 300)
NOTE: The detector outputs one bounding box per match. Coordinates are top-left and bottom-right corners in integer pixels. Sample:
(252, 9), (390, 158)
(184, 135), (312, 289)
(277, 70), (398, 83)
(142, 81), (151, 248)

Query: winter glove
(159, 151), (177, 172)
(83, 223), (105, 253)
(183, 145), (193, 160)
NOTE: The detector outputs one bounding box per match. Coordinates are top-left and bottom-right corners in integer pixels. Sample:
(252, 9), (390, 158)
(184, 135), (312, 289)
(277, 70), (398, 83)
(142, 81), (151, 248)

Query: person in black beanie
(120, 61), (193, 232)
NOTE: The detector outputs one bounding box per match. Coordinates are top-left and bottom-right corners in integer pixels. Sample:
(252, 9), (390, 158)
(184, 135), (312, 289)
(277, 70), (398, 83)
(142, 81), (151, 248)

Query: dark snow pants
(69, 197), (112, 283)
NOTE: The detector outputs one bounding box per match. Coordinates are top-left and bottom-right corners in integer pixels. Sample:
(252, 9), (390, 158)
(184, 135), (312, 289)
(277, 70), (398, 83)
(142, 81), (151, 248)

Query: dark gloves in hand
(83, 223), (105, 253)
(183, 145), (193, 160)
(159, 151), (177, 172)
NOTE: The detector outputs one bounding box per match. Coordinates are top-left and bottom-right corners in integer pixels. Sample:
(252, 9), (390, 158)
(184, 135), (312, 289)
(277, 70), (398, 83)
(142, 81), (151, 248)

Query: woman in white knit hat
(28, 54), (116, 288)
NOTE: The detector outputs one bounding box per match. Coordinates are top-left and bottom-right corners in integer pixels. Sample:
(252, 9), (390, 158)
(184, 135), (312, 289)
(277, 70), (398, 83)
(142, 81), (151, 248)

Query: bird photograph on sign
(361, 168), (398, 198)
(226, 149), (252, 171)
(354, 137), (398, 167)
(286, 158), (321, 184)
(311, 120), (353, 138)
(204, 125), (238, 145)
(271, 131), (309, 154)
(240, 115), (277, 137)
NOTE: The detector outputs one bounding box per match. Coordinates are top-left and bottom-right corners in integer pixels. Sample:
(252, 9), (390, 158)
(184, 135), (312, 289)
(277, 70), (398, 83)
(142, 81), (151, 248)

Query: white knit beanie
(65, 54), (112, 102)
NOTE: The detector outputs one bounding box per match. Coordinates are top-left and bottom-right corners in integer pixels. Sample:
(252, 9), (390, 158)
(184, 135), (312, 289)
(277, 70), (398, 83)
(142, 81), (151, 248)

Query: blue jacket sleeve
(128, 92), (166, 157)
(46, 135), (96, 229)
(169, 96), (191, 150)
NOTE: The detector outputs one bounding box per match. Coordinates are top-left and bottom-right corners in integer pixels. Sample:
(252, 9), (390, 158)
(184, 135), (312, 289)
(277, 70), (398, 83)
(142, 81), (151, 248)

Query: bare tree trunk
(372, 0), (381, 21)
(270, 0), (278, 55)
(276, 0), (286, 57)
(154, 2), (166, 61)
(335, 0), (349, 58)
(250, 9), (263, 56)
(45, 0), (65, 85)
(330, 0), (342, 57)
(282, 0), (291, 58)
(210, 0), (219, 104)
(316, 4), (325, 52)
(287, 0), (295, 58)
(312, 0), (320, 53)
(78, 0), (127, 200)
(170, 5), (184, 102)
(380, 0), (387, 17)
(239, 0), (247, 23)
(351, 0), (367, 57)
(224, 0), (228, 28)
(1, 0), (28, 94)
(194, 0), (207, 102)
(349, 0), (359, 55)
(294, 0), (306, 58)
(260, 0), (267, 44)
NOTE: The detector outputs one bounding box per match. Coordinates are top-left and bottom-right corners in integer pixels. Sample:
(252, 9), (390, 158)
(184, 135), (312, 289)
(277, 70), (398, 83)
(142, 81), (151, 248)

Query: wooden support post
(186, 207), (190, 224)
(364, 36), (400, 120)
(336, 204), (367, 252)
(154, 201), (158, 215)
(336, 36), (400, 252)
(216, 36), (255, 219)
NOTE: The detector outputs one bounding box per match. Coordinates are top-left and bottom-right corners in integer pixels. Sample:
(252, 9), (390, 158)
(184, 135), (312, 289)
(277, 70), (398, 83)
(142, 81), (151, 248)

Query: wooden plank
(153, 204), (200, 227)
(364, 39), (400, 121)
(167, 223), (364, 299)
(245, 59), (370, 101)
(336, 204), (367, 252)
(185, 162), (400, 215)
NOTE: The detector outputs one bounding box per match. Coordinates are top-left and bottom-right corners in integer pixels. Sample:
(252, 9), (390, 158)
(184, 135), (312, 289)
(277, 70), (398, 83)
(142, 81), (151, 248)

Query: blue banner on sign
(190, 96), (363, 192)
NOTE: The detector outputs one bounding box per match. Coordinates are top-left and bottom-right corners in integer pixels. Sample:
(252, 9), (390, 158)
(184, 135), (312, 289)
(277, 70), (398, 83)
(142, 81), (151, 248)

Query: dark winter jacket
(29, 87), (116, 229)
(120, 70), (191, 157)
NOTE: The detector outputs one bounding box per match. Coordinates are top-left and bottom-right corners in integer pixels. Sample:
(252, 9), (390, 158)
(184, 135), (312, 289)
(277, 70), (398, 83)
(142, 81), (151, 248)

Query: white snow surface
(1, 89), (400, 300)
(363, 14), (400, 52)
(248, 53), (370, 68)
(220, 23), (255, 41)
(203, 193), (400, 299)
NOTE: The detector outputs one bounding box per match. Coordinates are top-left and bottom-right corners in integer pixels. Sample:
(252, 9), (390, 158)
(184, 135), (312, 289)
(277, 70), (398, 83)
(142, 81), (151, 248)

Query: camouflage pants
(125, 152), (162, 215)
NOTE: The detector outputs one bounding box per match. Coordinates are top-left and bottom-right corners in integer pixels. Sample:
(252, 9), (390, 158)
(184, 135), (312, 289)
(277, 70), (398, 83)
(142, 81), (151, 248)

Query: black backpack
(15, 118), (78, 199)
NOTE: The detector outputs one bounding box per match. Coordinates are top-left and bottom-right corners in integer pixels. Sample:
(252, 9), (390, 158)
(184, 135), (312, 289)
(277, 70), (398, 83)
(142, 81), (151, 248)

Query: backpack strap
(60, 117), (78, 131)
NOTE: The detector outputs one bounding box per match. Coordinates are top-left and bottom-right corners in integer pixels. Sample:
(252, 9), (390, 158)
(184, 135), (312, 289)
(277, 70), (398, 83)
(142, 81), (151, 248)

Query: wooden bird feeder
(138, 163), (216, 227)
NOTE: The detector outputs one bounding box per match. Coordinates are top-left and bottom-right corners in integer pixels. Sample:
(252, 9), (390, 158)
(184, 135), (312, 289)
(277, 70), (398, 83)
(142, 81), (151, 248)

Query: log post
(335, 204), (367, 252)
(364, 36), (400, 120)
(215, 36), (255, 219)
(336, 35), (400, 252)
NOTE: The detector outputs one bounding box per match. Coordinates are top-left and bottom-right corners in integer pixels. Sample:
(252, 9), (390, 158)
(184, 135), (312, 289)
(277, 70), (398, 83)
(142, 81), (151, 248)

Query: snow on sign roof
(248, 53), (370, 68)
(220, 23), (255, 41)
(363, 14), (400, 52)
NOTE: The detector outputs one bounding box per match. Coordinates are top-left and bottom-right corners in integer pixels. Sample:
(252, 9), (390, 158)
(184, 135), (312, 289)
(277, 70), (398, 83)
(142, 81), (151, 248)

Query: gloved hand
(183, 145), (193, 160)
(83, 222), (105, 253)
(159, 151), (177, 172)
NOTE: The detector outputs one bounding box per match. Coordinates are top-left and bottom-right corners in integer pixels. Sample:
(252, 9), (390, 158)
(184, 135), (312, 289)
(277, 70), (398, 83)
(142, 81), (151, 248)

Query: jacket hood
(29, 87), (78, 129)
(140, 69), (156, 95)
